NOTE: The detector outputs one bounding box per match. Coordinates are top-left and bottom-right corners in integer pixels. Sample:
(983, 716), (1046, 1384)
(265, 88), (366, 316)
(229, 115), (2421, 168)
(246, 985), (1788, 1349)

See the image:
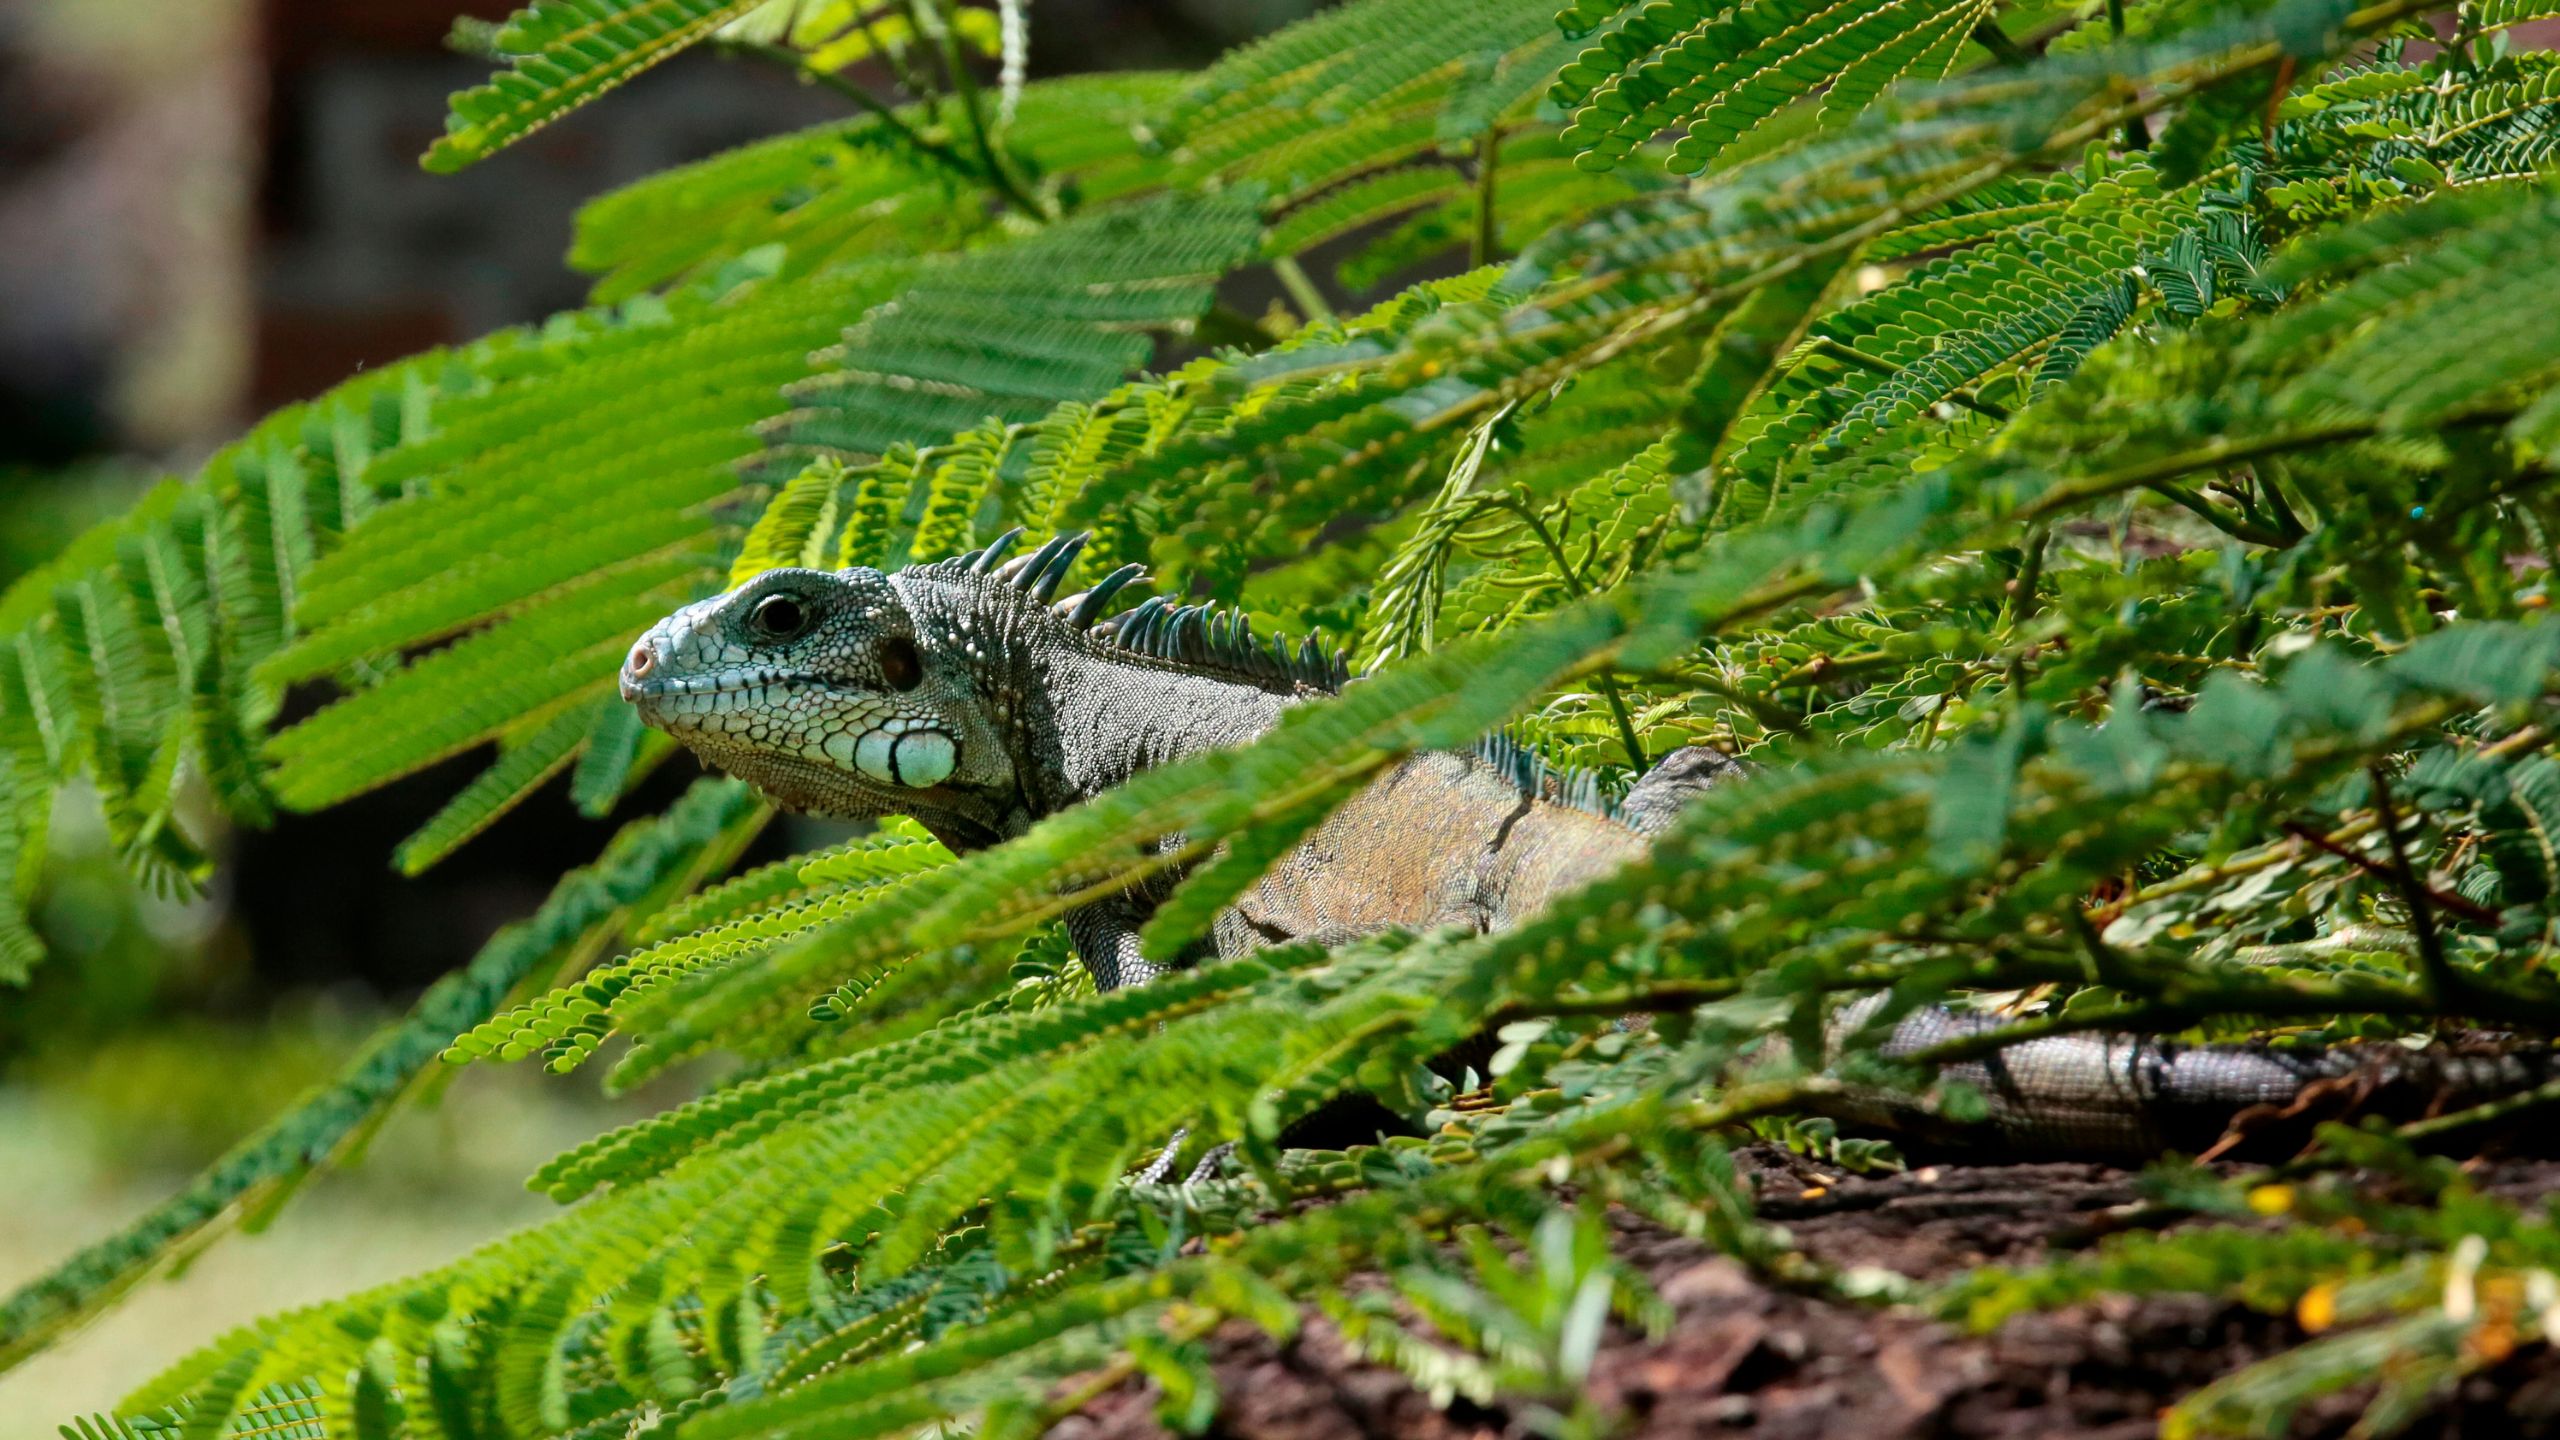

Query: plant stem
(1999, 526), (2050, 699)
(2365, 764), (2459, 1002)
(2017, 410), (2500, 526)
(1802, 338), (2011, 420)
(866, 19), (938, 106)
(1759, 650), (1907, 688)
(2107, 0), (2154, 148)
(1970, 20), (2030, 66)
(2130, 815), (2377, 904)
(1540, 0), (2443, 397)
(1028, 1304), (1225, 1430)
(889, 0), (946, 107)
(2281, 820), (2502, 927)
(1272, 255), (1337, 324)
(924, 6), (1050, 218)
(1487, 494), (1651, 771)
(2143, 479), (2295, 546)
(1894, 1000), (2202, 1069)
(1490, 978), (1748, 1021)
(2391, 1074), (2560, 1146)
(725, 41), (989, 195)
(1686, 672), (1812, 739)
(2064, 904), (2139, 988)
(2251, 462), (2309, 538)
(1893, 965), (2560, 1068)
(2002, 524), (2050, 630)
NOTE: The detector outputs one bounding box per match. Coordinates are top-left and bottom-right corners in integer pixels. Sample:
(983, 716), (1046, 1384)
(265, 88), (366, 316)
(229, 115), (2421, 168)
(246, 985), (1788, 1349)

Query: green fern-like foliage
(0, 345), (482, 969)
(0, 778), (766, 1374)
(426, 0), (769, 172)
(568, 70), (1180, 300)
(1553, 0), (2002, 175)
(35, 1), (2560, 1436)
(771, 190), (1264, 463)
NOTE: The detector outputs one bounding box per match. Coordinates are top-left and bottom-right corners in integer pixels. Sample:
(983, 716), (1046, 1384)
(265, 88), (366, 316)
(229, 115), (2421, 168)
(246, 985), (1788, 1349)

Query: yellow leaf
(806, 16), (912, 73)
(2246, 1184), (2295, 1217)
(2297, 1281), (2338, 1334)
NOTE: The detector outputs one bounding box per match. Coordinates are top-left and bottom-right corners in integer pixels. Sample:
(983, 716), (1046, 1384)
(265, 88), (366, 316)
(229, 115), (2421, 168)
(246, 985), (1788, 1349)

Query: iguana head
(624, 530), (1348, 845)
(620, 560), (1024, 837)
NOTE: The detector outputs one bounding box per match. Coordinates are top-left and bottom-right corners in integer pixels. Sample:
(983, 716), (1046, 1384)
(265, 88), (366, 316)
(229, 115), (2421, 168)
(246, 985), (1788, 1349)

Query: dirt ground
(1054, 1150), (2560, 1440)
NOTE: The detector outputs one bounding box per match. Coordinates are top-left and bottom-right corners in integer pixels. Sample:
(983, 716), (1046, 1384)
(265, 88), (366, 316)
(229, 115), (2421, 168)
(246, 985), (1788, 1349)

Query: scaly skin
(1828, 996), (2552, 1159)
(623, 533), (2550, 1156)
(620, 533), (1683, 988)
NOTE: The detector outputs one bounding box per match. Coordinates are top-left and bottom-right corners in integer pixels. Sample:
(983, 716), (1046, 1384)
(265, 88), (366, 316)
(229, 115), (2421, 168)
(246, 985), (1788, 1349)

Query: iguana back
(620, 530), (1687, 986)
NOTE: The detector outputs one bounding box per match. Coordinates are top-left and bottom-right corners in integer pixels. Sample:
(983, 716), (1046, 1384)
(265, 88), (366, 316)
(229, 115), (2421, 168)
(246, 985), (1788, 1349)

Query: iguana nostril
(620, 638), (658, 702)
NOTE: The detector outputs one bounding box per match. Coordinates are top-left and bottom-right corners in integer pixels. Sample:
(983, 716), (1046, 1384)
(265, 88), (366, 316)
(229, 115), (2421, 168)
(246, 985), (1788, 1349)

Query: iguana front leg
(1065, 828), (1238, 990)
(1064, 899), (1169, 991)
(1069, 893), (1222, 1182)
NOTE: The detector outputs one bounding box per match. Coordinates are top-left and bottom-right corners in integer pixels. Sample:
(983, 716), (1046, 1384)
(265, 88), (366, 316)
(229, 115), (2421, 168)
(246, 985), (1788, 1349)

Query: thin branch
(2107, 0), (2153, 148)
(1894, 1000), (2202, 1069)
(924, 7), (1051, 218)
(1538, 0), (2444, 394)
(2225, 462), (2307, 541)
(1672, 1077), (1864, 1137)
(1892, 964), (2560, 1070)
(1194, 304), (1281, 351)
(1801, 338), (2011, 420)
(2064, 904), (2140, 988)
(1999, 526), (2051, 700)
(1484, 494), (1651, 771)
(723, 41), (989, 195)
(1271, 255), (1337, 324)
(1471, 127), (1502, 268)
(2262, 53), (2297, 151)
(2390, 1073), (2560, 1146)
(2131, 815), (2377, 905)
(2280, 820), (2503, 927)
(2143, 479), (2296, 546)
(2016, 405), (2517, 527)
(2365, 764), (2461, 1001)
(1488, 977), (1749, 1022)
(1028, 1304), (1224, 1430)
(2001, 524), (2050, 630)
(888, 0), (947, 108)
(1764, 651), (1908, 689)
(1685, 671), (1813, 740)
(863, 4), (943, 108)
(1970, 20), (2031, 67)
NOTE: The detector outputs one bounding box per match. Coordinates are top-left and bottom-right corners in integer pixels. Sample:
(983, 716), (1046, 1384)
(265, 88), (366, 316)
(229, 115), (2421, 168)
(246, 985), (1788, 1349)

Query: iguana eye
(878, 636), (923, 691)
(749, 593), (809, 641)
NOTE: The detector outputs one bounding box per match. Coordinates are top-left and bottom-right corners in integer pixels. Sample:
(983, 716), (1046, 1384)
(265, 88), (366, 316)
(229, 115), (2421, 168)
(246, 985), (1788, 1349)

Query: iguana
(621, 531), (2548, 1158)
(621, 530), (1721, 990)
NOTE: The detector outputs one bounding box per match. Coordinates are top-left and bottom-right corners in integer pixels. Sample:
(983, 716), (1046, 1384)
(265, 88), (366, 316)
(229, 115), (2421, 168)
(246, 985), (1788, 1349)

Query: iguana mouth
(621, 668), (820, 706)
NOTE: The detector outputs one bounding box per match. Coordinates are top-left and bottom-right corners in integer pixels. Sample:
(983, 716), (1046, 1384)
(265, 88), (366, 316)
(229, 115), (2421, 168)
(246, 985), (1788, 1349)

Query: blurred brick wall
(250, 0), (844, 410)
(0, 0), (1319, 456)
(246, 0), (1319, 412)
(0, 0), (261, 462)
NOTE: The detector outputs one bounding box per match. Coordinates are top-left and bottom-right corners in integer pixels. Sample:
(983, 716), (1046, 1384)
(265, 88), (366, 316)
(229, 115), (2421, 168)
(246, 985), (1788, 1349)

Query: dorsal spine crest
(1471, 731), (1620, 822)
(916, 528), (1355, 693)
(907, 531), (1617, 815)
